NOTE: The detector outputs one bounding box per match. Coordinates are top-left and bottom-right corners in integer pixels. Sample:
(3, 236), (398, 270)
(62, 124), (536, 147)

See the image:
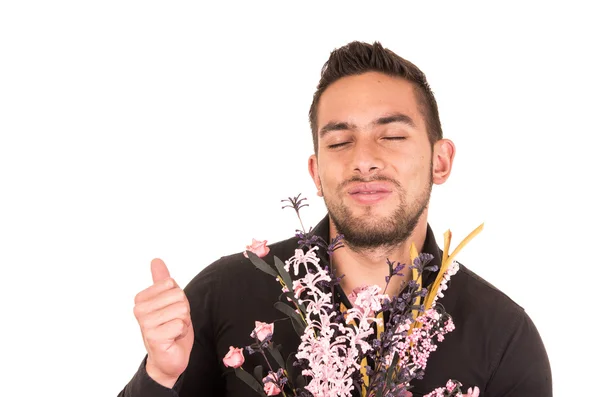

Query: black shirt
(118, 215), (552, 396)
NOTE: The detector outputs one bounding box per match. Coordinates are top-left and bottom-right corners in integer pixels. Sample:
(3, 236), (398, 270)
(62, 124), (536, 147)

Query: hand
(133, 258), (194, 388)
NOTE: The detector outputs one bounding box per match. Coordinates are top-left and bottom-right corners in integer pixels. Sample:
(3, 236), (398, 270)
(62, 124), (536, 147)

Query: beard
(323, 170), (432, 250)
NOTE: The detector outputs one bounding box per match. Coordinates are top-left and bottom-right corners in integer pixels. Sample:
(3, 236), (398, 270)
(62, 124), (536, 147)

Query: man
(119, 41), (552, 396)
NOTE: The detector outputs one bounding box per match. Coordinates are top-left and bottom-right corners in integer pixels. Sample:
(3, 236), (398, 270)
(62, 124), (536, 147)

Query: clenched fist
(133, 258), (194, 388)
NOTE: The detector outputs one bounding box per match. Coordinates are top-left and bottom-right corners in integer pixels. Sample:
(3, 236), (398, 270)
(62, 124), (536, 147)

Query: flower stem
(260, 349), (275, 375)
(296, 210), (305, 234)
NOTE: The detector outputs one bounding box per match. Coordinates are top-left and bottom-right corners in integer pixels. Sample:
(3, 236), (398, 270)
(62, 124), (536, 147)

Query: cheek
(395, 155), (431, 190)
(394, 153), (422, 176)
(320, 172), (336, 192)
(322, 174), (347, 199)
(317, 161), (343, 188)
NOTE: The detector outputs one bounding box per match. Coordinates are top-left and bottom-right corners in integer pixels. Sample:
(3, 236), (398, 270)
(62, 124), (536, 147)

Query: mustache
(338, 175), (403, 191)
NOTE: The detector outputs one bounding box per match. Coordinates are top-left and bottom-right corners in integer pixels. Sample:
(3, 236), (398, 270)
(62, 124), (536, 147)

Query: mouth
(347, 182), (393, 204)
(347, 182), (393, 195)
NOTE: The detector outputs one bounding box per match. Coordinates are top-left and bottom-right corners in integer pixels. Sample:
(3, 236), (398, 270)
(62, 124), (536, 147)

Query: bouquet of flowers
(223, 194), (482, 397)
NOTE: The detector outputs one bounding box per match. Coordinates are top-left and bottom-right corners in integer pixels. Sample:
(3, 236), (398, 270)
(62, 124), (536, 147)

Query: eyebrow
(318, 113), (416, 138)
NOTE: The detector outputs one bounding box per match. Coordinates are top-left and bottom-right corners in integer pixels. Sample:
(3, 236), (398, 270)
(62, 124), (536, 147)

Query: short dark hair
(308, 41), (443, 153)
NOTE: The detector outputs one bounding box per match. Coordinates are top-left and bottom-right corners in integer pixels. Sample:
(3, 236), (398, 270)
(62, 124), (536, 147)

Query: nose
(352, 140), (384, 176)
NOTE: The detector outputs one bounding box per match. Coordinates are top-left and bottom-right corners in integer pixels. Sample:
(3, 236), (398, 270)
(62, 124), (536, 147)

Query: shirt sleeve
(117, 356), (183, 397)
(486, 309), (553, 396)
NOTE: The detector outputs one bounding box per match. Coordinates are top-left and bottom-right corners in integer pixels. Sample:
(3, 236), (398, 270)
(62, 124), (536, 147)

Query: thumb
(150, 258), (171, 284)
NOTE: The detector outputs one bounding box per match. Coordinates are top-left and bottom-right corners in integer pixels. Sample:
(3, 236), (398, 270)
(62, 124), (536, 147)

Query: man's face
(308, 71), (436, 249)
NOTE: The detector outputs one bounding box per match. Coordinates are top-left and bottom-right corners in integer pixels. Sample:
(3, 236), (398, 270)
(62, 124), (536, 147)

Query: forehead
(316, 71), (425, 132)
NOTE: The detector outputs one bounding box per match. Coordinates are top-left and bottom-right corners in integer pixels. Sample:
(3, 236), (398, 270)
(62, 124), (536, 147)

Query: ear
(432, 138), (456, 185)
(308, 154), (323, 197)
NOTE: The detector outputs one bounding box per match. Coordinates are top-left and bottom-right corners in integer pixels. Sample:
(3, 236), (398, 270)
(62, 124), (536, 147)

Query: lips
(347, 182), (393, 195)
(346, 182), (394, 205)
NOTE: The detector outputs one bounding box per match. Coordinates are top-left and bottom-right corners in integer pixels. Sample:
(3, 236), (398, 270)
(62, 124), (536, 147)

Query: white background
(1, 1), (598, 395)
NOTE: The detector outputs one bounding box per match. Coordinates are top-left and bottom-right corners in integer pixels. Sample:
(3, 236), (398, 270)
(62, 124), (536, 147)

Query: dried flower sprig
(282, 193), (309, 233)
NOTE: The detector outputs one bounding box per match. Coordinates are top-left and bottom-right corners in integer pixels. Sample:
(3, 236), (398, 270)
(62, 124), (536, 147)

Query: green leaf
(274, 301), (306, 336)
(274, 256), (293, 290)
(267, 344), (286, 369)
(286, 352), (296, 373)
(246, 251), (278, 278)
(290, 316), (307, 337)
(274, 301), (303, 322)
(282, 291), (307, 316)
(253, 365), (264, 382)
(385, 351), (400, 389)
(285, 352), (301, 391)
(234, 367), (267, 396)
(296, 374), (306, 389)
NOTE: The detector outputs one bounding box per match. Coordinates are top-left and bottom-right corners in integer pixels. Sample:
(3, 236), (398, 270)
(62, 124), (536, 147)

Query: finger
(135, 287), (188, 317)
(134, 277), (177, 304)
(145, 319), (189, 344)
(174, 321), (190, 341)
(151, 258), (171, 284)
(139, 301), (191, 330)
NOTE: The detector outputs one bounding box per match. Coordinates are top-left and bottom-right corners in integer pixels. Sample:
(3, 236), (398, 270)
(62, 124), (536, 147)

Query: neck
(329, 217), (428, 298)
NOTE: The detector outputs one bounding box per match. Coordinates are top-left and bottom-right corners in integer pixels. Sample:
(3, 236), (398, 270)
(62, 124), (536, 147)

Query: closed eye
(383, 137), (406, 141)
(328, 142), (350, 149)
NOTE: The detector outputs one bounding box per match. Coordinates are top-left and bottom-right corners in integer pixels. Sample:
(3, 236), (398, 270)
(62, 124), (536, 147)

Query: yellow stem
(423, 223), (484, 311)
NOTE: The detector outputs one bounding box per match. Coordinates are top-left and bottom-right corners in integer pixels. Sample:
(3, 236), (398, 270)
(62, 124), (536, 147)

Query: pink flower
(222, 346), (245, 368)
(466, 386), (480, 397)
(263, 374), (281, 396)
(347, 284), (382, 318)
(347, 285), (368, 305)
(424, 388), (445, 397)
(243, 238), (270, 258)
(251, 321), (274, 342)
(292, 280), (305, 297)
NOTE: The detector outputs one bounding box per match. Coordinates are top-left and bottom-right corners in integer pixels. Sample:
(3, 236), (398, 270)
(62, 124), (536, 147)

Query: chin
(349, 201), (396, 217)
